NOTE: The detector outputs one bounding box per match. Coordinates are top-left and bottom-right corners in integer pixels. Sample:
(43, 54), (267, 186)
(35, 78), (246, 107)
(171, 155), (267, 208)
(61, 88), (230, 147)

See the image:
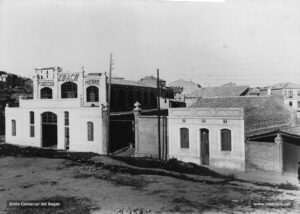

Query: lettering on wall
(58, 73), (79, 82)
(39, 81), (54, 87)
(85, 79), (100, 86)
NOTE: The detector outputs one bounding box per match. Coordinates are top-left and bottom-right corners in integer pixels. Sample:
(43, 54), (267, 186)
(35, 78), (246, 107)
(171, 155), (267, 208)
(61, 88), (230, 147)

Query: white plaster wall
(6, 107), (41, 147)
(168, 108), (245, 171)
(68, 108), (103, 154)
(5, 106), (105, 154)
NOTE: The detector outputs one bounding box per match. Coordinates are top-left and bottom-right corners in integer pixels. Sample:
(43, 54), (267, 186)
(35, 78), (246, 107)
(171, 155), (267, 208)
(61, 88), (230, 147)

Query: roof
(111, 78), (156, 88)
(220, 82), (236, 87)
(168, 79), (201, 94)
(271, 82), (300, 89)
(190, 96), (298, 137)
(186, 86), (249, 98)
(140, 75), (165, 82)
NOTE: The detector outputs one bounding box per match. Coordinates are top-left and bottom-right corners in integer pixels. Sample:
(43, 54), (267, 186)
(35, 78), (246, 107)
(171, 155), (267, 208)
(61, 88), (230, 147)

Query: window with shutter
(180, 128), (189, 148)
(221, 129), (231, 151)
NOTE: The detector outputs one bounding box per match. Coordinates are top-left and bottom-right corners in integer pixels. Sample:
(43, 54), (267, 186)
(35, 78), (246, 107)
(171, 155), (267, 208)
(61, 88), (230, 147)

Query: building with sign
(5, 67), (108, 154)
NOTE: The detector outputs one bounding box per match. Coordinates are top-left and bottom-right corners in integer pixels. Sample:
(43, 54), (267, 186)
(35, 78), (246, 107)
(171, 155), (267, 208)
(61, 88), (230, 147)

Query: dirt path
(0, 156), (299, 214)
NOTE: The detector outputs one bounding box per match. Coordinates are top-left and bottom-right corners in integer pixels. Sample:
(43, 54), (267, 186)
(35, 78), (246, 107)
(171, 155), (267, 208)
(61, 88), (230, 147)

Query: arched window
(87, 122), (94, 141)
(137, 91), (142, 103)
(86, 86), (99, 102)
(61, 82), (77, 98)
(12, 120), (16, 136)
(64, 111), (69, 149)
(64, 111), (69, 126)
(41, 87), (52, 99)
(221, 129), (231, 151)
(144, 91), (148, 106)
(30, 111), (34, 137)
(118, 90), (125, 107)
(180, 128), (189, 148)
(150, 91), (156, 107)
(42, 112), (57, 124)
(30, 111), (34, 124)
(111, 89), (115, 108)
(128, 90), (134, 106)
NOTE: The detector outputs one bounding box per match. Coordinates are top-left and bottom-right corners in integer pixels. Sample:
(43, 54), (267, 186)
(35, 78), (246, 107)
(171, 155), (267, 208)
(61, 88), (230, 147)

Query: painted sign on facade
(85, 79), (100, 86)
(58, 73), (79, 82)
(39, 81), (54, 87)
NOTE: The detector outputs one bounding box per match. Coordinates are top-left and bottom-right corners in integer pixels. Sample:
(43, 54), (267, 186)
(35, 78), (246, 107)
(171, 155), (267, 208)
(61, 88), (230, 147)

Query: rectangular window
(298, 101), (300, 108)
(288, 90), (293, 98)
(298, 90), (300, 96)
(180, 128), (189, 148)
(12, 120), (16, 136)
(30, 125), (34, 137)
(65, 127), (69, 149)
(30, 112), (34, 137)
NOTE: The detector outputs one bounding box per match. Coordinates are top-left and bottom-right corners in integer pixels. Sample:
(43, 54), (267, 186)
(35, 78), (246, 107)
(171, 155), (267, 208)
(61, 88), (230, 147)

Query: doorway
(41, 112), (57, 148)
(200, 129), (209, 165)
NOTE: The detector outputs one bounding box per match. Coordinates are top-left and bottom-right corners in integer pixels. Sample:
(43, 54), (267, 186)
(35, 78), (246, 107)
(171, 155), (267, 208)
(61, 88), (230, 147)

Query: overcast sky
(0, 0), (300, 87)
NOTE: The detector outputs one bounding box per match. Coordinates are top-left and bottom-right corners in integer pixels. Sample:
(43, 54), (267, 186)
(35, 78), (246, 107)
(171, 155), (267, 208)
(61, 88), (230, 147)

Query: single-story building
(168, 96), (300, 174)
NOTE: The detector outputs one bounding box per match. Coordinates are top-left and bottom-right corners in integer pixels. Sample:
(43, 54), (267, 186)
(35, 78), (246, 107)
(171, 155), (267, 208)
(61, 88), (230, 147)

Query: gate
(110, 114), (135, 153)
(41, 112), (57, 147)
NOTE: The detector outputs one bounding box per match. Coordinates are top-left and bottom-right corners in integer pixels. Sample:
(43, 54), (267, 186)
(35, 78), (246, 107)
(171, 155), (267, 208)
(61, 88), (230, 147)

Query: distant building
(184, 85), (250, 107)
(0, 71), (32, 90)
(139, 75), (166, 88)
(168, 79), (201, 95)
(269, 82), (300, 116)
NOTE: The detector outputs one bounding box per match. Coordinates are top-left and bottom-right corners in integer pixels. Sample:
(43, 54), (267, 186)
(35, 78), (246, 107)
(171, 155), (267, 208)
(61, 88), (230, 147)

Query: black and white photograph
(0, 0), (300, 213)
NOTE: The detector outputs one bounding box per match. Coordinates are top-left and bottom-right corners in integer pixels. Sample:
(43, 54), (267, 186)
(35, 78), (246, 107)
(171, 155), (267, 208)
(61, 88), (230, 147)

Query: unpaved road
(0, 156), (299, 214)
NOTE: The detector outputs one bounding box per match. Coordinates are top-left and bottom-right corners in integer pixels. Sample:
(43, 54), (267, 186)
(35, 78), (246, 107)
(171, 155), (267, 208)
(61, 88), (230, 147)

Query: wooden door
(200, 129), (209, 165)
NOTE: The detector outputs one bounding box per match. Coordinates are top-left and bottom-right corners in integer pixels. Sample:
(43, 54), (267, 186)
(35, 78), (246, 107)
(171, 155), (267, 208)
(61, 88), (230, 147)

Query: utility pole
(157, 69), (161, 160)
(107, 53), (113, 155)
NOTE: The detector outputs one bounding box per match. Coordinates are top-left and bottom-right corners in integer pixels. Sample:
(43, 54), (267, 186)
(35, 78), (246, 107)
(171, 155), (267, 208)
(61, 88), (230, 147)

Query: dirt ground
(0, 155), (299, 214)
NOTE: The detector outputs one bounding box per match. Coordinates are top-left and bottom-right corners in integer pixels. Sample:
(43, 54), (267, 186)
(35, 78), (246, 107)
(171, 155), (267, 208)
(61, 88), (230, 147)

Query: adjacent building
(6, 67), (107, 154)
(168, 96), (300, 174)
(270, 82), (300, 117)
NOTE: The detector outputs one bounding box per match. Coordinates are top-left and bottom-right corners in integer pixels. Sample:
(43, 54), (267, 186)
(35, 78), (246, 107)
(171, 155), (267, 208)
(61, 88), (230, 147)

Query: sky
(0, 0), (300, 87)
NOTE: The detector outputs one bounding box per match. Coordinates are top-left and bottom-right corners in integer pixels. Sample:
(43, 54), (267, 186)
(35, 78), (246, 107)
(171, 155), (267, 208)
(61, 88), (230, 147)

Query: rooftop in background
(271, 82), (300, 89)
(111, 77), (156, 88)
(139, 75), (166, 88)
(190, 96), (298, 137)
(220, 82), (237, 87)
(168, 79), (201, 95)
(186, 85), (249, 98)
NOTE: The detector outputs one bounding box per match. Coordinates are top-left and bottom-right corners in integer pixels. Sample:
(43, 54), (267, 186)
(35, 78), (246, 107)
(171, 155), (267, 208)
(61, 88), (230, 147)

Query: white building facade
(168, 107), (246, 171)
(5, 67), (107, 154)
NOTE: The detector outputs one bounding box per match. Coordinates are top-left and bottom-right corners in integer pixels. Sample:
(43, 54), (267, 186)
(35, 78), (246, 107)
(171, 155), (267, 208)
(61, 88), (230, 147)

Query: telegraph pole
(107, 53), (113, 155)
(157, 69), (161, 160)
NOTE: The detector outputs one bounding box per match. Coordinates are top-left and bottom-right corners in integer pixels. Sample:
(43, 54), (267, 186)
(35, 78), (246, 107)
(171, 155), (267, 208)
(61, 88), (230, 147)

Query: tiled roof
(186, 86), (249, 98)
(111, 78), (156, 88)
(190, 96), (298, 137)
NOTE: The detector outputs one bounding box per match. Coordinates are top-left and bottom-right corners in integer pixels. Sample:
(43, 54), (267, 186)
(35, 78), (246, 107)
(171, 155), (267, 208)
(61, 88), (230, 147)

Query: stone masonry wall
(245, 140), (281, 173)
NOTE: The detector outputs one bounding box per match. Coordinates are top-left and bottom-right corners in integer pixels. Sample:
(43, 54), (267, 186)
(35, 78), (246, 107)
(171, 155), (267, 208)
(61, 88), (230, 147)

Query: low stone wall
(245, 140), (281, 173)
